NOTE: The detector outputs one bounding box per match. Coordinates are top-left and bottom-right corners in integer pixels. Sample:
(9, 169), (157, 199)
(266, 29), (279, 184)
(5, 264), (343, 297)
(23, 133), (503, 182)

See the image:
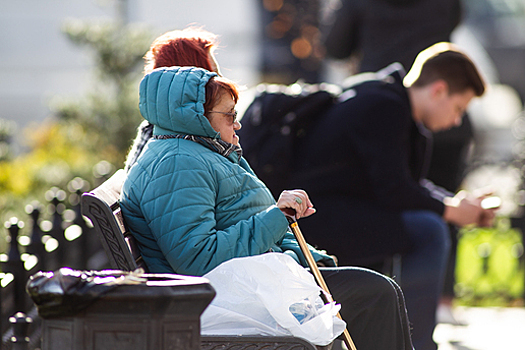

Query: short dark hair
(404, 43), (485, 97)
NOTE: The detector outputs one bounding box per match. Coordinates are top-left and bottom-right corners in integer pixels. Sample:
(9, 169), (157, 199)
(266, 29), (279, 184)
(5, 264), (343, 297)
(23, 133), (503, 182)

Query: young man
(290, 43), (497, 350)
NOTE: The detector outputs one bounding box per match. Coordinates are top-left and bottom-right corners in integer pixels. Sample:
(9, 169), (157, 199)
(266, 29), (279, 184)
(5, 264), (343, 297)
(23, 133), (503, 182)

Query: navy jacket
(290, 65), (447, 266)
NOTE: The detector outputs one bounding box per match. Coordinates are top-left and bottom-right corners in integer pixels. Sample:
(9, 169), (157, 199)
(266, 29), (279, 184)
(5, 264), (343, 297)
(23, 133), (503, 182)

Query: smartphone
(481, 196), (501, 210)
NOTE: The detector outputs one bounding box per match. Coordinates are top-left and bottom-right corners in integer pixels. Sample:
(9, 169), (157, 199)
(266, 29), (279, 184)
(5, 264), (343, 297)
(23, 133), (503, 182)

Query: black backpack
(238, 82), (341, 199)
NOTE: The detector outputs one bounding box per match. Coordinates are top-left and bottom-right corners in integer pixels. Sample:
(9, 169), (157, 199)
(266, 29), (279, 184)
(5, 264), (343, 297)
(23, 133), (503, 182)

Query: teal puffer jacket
(120, 66), (334, 276)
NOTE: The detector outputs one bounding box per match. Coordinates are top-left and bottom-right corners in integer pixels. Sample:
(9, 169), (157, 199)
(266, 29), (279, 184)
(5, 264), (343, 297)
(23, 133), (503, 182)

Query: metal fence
(0, 178), (106, 350)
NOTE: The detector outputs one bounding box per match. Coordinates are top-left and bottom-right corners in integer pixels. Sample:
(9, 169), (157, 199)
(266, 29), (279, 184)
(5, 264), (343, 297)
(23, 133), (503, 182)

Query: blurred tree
(0, 122), (102, 225)
(0, 18), (153, 228)
(50, 19), (153, 163)
(0, 118), (15, 161)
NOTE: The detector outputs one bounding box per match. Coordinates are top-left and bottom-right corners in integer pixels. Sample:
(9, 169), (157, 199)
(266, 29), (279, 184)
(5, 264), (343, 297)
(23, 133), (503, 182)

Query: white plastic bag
(201, 253), (346, 346)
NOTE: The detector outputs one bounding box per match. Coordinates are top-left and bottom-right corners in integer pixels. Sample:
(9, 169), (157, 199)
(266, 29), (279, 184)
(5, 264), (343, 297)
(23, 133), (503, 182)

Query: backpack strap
(338, 63), (406, 102)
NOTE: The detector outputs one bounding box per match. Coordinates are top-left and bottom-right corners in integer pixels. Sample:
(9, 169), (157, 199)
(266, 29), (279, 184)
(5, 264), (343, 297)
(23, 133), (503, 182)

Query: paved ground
(435, 306), (525, 350)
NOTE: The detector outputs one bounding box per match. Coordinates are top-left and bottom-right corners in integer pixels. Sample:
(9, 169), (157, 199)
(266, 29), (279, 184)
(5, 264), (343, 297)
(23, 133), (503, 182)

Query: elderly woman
(120, 66), (414, 350)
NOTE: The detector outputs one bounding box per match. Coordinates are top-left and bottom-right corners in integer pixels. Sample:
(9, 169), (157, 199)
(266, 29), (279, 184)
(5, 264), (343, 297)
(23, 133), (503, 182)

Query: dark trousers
(400, 211), (451, 350)
(320, 267), (414, 350)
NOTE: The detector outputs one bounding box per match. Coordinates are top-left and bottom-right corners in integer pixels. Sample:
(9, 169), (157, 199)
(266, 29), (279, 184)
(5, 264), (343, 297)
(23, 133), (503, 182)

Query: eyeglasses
(209, 110), (238, 125)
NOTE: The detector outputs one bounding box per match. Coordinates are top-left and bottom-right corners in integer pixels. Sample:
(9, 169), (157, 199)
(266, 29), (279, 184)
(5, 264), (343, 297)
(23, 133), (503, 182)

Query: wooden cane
(282, 209), (357, 350)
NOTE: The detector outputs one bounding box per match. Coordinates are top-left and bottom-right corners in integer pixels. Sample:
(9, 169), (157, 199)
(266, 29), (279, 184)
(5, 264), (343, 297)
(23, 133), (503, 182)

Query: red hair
(144, 27), (219, 74)
(204, 77), (239, 115)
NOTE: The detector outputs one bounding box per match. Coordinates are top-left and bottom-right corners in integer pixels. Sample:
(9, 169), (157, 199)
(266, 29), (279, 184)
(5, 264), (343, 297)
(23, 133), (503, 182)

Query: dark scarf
(153, 134), (242, 161)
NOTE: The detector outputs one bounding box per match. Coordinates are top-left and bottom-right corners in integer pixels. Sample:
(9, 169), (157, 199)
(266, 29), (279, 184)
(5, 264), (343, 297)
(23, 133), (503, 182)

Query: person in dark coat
(290, 43), (497, 350)
(323, 0), (462, 74)
(322, 0), (473, 323)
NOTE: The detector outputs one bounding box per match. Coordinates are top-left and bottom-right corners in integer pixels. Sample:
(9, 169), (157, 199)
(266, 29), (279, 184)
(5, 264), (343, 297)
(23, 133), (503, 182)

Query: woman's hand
(277, 189), (316, 219)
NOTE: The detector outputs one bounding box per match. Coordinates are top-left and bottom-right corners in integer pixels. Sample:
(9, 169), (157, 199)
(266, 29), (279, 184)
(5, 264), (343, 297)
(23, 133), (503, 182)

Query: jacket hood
(139, 66), (219, 138)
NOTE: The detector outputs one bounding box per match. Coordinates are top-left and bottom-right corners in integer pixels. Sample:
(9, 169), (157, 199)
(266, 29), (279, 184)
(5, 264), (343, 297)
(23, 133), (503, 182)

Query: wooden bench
(81, 169), (325, 350)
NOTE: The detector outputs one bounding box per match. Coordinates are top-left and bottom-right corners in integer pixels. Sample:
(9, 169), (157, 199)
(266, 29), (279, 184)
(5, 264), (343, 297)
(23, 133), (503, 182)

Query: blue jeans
(401, 210), (451, 350)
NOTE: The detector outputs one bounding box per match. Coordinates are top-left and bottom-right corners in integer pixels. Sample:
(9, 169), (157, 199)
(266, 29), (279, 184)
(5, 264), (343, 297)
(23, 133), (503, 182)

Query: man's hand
(443, 190), (500, 227)
(478, 196), (500, 227)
